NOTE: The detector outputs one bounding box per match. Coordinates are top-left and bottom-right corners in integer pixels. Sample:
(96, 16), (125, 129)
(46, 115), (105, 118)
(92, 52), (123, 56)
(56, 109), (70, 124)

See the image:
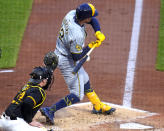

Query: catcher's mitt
(44, 51), (58, 71)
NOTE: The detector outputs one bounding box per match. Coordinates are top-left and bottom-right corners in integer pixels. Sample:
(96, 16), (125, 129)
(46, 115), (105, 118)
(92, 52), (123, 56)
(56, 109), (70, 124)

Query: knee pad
(84, 81), (93, 94)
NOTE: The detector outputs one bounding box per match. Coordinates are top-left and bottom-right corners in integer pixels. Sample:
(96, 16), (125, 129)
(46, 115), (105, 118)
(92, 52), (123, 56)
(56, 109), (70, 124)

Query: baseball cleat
(92, 107), (116, 115)
(104, 107), (116, 115)
(92, 102), (116, 115)
(40, 107), (55, 124)
(92, 108), (102, 114)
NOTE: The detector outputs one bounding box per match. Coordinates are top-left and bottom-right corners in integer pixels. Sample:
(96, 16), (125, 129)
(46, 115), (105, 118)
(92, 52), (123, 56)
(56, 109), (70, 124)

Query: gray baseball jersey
(55, 10), (89, 100)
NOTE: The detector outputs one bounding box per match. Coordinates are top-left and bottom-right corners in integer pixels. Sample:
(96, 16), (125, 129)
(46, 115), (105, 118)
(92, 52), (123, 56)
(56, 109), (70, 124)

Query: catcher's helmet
(29, 66), (49, 84)
(76, 3), (98, 21)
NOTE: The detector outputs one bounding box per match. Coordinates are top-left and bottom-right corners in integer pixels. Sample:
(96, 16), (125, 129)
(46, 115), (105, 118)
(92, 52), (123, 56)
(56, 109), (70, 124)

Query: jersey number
(59, 28), (64, 42)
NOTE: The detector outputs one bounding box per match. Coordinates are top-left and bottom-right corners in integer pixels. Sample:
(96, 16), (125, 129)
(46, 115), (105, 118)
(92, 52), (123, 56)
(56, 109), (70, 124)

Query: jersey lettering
(59, 18), (69, 43)
(59, 27), (64, 42)
(12, 84), (30, 104)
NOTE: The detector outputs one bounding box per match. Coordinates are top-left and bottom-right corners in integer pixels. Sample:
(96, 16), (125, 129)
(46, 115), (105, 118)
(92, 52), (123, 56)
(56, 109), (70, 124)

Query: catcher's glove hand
(44, 51), (58, 71)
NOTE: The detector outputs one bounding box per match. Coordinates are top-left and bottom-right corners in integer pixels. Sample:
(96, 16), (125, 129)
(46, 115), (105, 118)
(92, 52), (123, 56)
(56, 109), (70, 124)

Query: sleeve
(21, 89), (42, 123)
(70, 38), (83, 54)
(71, 46), (90, 61)
(69, 26), (89, 61)
(89, 17), (101, 32)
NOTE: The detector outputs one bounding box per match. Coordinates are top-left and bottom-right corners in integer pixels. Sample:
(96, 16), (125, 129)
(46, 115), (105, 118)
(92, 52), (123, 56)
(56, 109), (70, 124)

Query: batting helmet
(29, 66), (49, 85)
(76, 3), (98, 21)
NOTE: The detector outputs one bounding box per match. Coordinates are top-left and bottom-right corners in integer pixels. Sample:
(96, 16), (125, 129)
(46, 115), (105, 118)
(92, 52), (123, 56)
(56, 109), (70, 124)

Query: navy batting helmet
(76, 3), (98, 21)
(29, 66), (49, 84)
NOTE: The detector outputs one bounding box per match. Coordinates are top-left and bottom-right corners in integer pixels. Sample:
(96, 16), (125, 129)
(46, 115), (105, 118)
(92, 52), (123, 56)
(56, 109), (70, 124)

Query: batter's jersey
(56, 10), (87, 56)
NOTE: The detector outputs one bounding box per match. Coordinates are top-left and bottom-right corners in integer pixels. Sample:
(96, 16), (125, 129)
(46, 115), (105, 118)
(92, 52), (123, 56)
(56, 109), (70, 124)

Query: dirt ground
(0, 0), (164, 130)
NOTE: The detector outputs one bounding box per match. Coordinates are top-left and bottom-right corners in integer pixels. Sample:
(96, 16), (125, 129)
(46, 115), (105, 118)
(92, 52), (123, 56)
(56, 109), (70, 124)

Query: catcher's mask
(44, 51), (58, 71)
(29, 66), (49, 85)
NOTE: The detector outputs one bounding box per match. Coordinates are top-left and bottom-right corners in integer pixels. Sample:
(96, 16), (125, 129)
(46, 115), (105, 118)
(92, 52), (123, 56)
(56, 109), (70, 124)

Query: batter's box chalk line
(0, 69), (14, 73)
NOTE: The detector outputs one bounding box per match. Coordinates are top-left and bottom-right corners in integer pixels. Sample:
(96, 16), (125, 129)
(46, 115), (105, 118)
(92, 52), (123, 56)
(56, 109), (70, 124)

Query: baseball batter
(40, 3), (116, 124)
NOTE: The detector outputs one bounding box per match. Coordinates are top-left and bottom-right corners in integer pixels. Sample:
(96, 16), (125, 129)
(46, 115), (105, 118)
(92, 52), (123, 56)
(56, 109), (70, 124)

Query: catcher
(0, 52), (58, 131)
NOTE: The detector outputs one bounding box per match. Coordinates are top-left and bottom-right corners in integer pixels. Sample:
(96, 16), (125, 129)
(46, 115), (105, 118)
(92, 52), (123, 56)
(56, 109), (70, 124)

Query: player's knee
(84, 81), (93, 94)
(72, 92), (84, 101)
(76, 94), (84, 101)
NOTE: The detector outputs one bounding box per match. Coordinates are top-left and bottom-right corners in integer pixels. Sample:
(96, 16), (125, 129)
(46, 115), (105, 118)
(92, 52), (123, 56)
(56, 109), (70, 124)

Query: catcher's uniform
(0, 83), (46, 131)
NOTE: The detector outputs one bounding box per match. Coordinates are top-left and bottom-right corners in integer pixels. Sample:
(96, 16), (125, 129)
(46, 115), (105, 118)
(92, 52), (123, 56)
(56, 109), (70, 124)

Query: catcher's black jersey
(5, 82), (46, 123)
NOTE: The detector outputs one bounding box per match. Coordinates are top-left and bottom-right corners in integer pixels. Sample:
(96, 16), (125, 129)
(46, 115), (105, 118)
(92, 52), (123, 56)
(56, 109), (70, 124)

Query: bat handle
(72, 44), (97, 74)
(72, 55), (88, 74)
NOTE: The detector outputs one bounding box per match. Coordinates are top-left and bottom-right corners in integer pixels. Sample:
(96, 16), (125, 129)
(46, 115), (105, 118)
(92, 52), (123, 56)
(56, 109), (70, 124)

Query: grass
(0, 0), (33, 68)
(156, 0), (164, 71)
(0, 0), (163, 70)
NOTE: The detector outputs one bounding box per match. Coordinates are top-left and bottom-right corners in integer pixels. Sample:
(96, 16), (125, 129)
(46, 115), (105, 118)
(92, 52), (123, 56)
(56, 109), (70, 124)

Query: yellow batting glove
(88, 40), (102, 48)
(95, 40), (102, 47)
(95, 31), (105, 42)
(88, 41), (95, 48)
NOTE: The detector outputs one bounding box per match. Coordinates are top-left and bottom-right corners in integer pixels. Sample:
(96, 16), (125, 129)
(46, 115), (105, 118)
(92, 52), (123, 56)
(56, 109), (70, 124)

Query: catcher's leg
(40, 93), (80, 124)
(84, 81), (116, 114)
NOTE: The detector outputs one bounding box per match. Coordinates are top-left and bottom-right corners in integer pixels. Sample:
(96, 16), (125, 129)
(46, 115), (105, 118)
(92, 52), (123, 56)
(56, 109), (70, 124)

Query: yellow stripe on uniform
(27, 96), (36, 107)
(88, 3), (95, 16)
(33, 87), (46, 109)
(11, 100), (19, 105)
(77, 72), (81, 98)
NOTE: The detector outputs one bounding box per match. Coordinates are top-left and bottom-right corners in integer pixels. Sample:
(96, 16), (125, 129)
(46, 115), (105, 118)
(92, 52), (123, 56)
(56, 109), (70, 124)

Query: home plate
(120, 122), (153, 129)
(34, 102), (157, 130)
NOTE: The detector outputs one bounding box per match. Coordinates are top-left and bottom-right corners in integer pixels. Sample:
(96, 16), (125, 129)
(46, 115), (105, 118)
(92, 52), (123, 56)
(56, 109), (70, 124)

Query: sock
(84, 81), (93, 94)
(50, 93), (80, 112)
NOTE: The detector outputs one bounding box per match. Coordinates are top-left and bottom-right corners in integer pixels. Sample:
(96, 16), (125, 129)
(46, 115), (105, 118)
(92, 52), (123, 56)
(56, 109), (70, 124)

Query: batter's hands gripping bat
(72, 44), (97, 74)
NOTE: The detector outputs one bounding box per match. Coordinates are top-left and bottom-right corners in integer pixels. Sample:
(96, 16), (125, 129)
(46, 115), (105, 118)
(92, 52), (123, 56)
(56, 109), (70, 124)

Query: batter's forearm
(89, 17), (101, 32)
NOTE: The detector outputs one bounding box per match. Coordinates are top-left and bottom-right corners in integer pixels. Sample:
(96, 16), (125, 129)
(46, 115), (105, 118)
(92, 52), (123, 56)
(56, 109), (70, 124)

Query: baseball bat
(72, 44), (96, 74)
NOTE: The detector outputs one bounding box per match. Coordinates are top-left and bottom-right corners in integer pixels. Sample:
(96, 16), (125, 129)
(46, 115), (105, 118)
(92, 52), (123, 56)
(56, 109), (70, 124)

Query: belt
(2, 112), (17, 120)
